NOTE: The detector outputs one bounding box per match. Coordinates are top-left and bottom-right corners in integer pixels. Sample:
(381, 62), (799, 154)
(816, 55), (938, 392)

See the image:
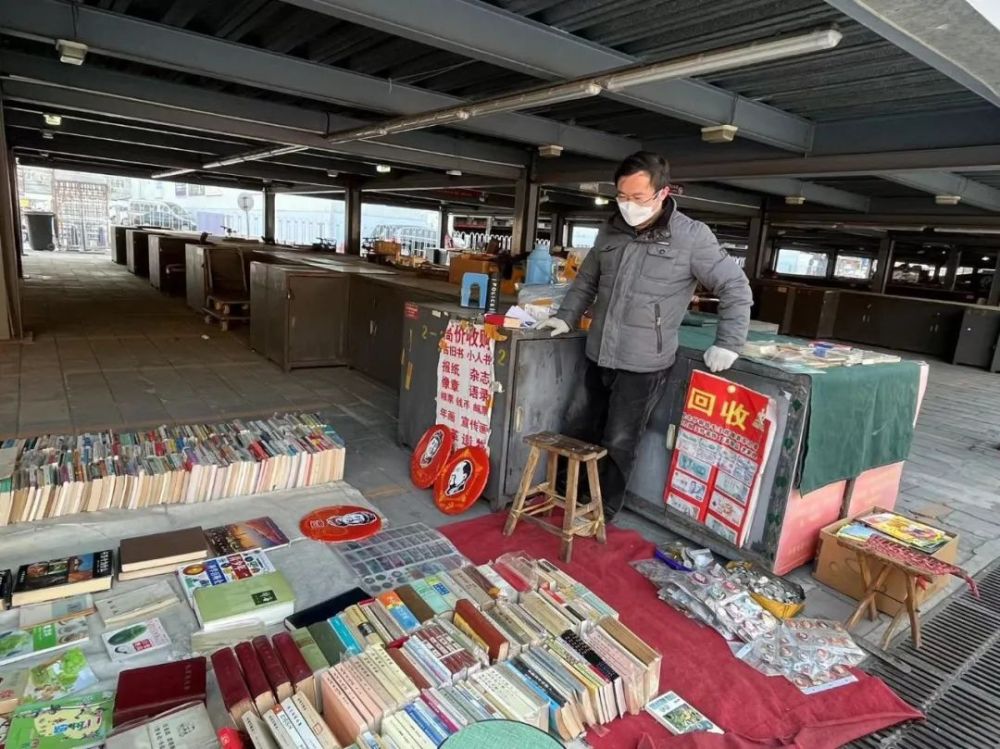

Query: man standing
(538, 151), (752, 520)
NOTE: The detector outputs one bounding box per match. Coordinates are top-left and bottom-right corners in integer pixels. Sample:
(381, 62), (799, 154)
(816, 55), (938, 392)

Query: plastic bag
(517, 282), (570, 321)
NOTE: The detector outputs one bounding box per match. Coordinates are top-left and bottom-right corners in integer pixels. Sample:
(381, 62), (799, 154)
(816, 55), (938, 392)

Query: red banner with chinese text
(435, 320), (495, 449)
(663, 371), (774, 547)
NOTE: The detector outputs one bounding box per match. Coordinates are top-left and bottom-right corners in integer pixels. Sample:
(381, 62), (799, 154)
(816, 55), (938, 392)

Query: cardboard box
(448, 254), (497, 284)
(813, 509), (959, 615)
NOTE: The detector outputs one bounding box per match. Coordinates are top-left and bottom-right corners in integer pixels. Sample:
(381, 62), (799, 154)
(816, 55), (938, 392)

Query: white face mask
(616, 191), (664, 227)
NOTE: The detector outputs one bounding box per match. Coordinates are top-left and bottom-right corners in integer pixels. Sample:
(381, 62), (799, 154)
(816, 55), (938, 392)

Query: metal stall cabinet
(249, 263), (351, 371)
(112, 226), (128, 264)
(399, 302), (587, 511)
(125, 229), (157, 277)
(147, 234), (191, 293)
(952, 307), (1000, 372)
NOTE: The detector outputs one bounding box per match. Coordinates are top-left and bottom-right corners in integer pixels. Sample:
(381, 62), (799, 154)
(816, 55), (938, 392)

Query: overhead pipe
(153, 29), (842, 180)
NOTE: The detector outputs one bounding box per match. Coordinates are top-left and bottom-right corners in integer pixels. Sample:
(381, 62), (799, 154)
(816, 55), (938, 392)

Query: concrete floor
(3, 250), (1000, 641)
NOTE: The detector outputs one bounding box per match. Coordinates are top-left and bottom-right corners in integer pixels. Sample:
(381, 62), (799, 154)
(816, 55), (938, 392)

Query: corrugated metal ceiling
(78, 0), (984, 127)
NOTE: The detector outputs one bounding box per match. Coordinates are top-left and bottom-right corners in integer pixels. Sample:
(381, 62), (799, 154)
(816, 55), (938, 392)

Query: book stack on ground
(119, 526), (209, 581)
(0, 413), (346, 526)
(234, 552), (662, 747)
(10, 551), (113, 607)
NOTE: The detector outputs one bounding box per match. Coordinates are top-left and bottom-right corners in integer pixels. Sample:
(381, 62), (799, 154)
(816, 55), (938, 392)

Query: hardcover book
(12, 551), (113, 606)
(101, 618), (171, 663)
(252, 635), (292, 702)
(112, 657), (207, 726)
(204, 516), (290, 556)
(6, 690), (114, 749)
(119, 527), (208, 573)
(210, 647), (253, 723)
(234, 641), (275, 715)
(193, 571), (294, 631)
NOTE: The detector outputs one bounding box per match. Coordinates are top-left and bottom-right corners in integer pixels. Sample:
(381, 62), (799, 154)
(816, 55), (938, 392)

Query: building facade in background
(16, 166), (443, 253)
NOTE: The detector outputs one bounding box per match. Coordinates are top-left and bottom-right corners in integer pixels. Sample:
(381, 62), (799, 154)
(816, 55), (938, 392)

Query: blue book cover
(328, 614), (362, 656)
(404, 703), (448, 745)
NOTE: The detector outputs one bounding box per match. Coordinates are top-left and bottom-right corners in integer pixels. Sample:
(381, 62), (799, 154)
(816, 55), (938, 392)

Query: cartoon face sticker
(331, 510), (378, 527)
(445, 459), (473, 496)
(419, 430), (444, 468)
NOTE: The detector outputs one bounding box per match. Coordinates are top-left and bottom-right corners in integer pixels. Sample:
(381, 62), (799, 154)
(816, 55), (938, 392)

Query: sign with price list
(435, 320), (496, 449)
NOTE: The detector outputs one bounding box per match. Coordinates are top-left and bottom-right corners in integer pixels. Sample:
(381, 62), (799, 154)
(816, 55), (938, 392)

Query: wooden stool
(503, 432), (607, 562)
(840, 538), (926, 649)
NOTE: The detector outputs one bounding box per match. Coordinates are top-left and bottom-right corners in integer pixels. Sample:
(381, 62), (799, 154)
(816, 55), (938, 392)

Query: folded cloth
(864, 534), (979, 598)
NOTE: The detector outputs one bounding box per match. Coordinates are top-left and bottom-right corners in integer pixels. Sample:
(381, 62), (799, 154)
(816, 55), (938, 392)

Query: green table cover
(677, 326), (920, 494)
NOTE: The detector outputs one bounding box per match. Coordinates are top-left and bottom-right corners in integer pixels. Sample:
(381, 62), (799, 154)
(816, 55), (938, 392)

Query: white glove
(536, 317), (570, 337)
(704, 345), (738, 373)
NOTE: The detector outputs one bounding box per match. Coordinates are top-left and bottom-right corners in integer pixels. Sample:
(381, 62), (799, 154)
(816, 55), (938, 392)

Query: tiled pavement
(3, 250), (1000, 639)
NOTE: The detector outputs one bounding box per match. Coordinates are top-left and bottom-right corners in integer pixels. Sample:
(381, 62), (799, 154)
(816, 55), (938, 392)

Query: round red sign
(299, 505), (383, 543)
(433, 445), (490, 515)
(410, 424), (455, 489)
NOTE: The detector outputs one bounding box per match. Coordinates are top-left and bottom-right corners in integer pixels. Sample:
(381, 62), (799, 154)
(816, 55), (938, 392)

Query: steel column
(438, 205), (449, 249)
(511, 173), (540, 256)
(988, 254), (1000, 306)
(871, 237), (894, 294)
(345, 182), (362, 255)
(944, 249), (962, 291)
(0, 101), (22, 339)
(263, 185), (276, 244)
(550, 211), (566, 248)
(745, 208), (770, 281)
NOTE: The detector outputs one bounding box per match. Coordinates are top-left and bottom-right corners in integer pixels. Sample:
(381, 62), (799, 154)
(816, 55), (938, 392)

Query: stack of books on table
(239, 553), (661, 747)
(0, 413), (345, 526)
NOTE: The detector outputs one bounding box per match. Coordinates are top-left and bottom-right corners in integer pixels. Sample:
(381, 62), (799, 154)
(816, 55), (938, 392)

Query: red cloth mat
(440, 512), (922, 749)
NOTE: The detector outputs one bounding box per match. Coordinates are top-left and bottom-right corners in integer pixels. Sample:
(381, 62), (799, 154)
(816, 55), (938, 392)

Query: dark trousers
(562, 359), (670, 518)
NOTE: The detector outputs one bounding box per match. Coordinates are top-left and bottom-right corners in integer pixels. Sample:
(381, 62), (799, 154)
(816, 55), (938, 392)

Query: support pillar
(988, 253), (1000, 306)
(944, 248), (961, 291)
(550, 210), (566, 248)
(511, 170), (540, 256)
(345, 182), (362, 255)
(744, 205), (770, 280)
(871, 237), (894, 294)
(262, 183), (275, 244)
(0, 96), (22, 340)
(438, 204), (448, 248)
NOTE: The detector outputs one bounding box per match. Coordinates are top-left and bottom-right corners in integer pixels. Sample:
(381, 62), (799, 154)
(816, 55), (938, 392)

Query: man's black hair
(613, 151), (671, 191)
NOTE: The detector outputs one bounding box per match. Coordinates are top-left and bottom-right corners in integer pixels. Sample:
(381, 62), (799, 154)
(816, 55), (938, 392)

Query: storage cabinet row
(755, 281), (1000, 371)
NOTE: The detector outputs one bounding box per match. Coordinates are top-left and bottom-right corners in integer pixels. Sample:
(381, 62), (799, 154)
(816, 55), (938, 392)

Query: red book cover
(252, 635), (292, 701)
(113, 656), (207, 726)
(234, 641), (273, 708)
(272, 632), (312, 683)
(210, 647), (253, 722)
(386, 645), (433, 691)
(492, 561), (532, 593)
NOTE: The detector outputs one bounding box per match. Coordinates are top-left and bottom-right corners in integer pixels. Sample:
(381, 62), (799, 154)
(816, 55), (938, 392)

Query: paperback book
(105, 702), (216, 749)
(204, 516), (290, 556)
(0, 619), (90, 666)
(24, 648), (97, 703)
(102, 618), (172, 662)
(94, 580), (179, 627)
(645, 691), (722, 735)
(177, 549), (275, 605)
(12, 551), (113, 607)
(18, 595), (95, 630)
(6, 690), (114, 749)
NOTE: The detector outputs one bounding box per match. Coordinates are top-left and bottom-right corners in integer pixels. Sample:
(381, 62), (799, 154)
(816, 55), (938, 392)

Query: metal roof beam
(0, 54), (524, 177)
(282, 0), (816, 152)
(4, 106), (382, 176)
(534, 145), (1000, 183)
(823, 0), (1000, 109)
(879, 170), (1000, 213)
(720, 177), (870, 212)
(10, 133), (347, 187)
(360, 174), (512, 191)
(0, 0), (636, 160)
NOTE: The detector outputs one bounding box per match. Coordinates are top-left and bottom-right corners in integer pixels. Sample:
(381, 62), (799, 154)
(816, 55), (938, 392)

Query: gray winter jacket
(555, 201), (752, 373)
